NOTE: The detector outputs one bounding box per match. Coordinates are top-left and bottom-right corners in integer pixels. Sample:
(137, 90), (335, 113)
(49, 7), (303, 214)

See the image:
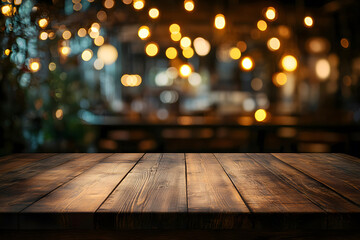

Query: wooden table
(0, 153), (359, 239)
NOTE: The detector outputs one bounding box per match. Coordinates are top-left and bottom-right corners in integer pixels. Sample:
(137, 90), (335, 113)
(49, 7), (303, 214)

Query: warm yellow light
(315, 59), (331, 80)
(267, 37), (280, 51)
(94, 36), (105, 46)
(48, 32), (55, 40)
(145, 42), (159, 57)
(81, 49), (93, 61)
(49, 62), (56, 71)
(122, 0), (132, 5)
(14, 0), (22, 5)
(169, 23), (180, 33)
(214, 14), (226, 29)
(265, 7), (276, 21)
(304, 16), (313, 27)
(94, 58), (104, 70)
(179, 64), (192, 77)
(73, 3), (82, 11)
(229, 47), (241, 60)
(1, 5), (12, 16)
(62, 30), (72, 40)
(55, 109), (63, 120)
(165, 47), (178, 59)
(4, 49), (11, 56)
(77, 28), (87, 37)
(60, 46), (71, 56)
(182, 47), (194, 58)
(281, 55), (297, 72)
(91, 22), (101, 31)
(241, 57), (254, 71)
(272, 72), (287, 86)
(29, 60), (40, 72)
(237, 41), (247, 52)
(121, 74), (142, 87)
(138, 26), (150, 40)
(104, 0), (115, 9)
(89, 29), (99, 39)
(149, 8), (159, 19)
(38, 18), (49, 28)
(184, 0), (194, 11)
(257, 20), (267, 31)
(180, 36), (191, 48)
(255, 109), (267, 122)
(193, 37), (211, 56)
(97, 10), (107, 22)
(340, 38), (349, 48)
(133, 0), (145, 10)
(39, 31), (48, 40)
(97, 44), (118, 65)
(171, 32), (182, 42)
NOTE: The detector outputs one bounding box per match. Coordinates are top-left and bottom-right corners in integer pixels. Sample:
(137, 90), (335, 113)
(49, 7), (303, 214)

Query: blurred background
(1, 0), (360, 156)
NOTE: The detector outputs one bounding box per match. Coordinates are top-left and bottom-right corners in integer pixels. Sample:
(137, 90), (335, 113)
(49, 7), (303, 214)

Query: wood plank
(214, 153), (325, 230)
(332, 153), (360, 164)
(0, 153), (83, 190)
(272, 153), (360, 205)
(20, 153), (143, 229)
(249, 153), (360, 229)
(186, 153), (249, 229)
(97, 153), (187, 230)
(0, 153), (112, 229)
(0, 153), (56, 174)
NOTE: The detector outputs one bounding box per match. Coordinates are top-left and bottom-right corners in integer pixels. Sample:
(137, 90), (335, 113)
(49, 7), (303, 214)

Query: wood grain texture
(214, 153), (322, 213)
(272, 153), (360, 205)
(20, 153), (144, 229)
(249, 153), (360, 213)
(97, 153), (187, 229)
(0, 153), (83, 190)
(332, 153), (360, 164)
(186, 153), (249, 229)
(0, 153), (56, 174)
(0, 153), (112, 229)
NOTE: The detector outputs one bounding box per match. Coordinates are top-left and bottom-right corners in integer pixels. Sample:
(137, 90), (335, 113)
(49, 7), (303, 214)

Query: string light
(169, 24), (180, 33)
(29, 59), (41, 72)
(4, 49), (11, 56)
(182, 47), (194, 58)
(304, 16), (313, 27)
(38, 18), (49, 28)
(240, 57), (254, 71)
(255, 109), (267, 122)
(94, 36), (105, 46)
(171, 32), (182, 42)
(214, 14), (226, 29)
(97, 44), (118, 65)
(94, 59), (104, 70)
(49, 62), (56, 71)
(179, 64), (192, 77)
(184, 0), (194, 12)
(145, 42), (159, 57)
(257, 20), (267, 31)
(180, 36), (191, 48)
(1, 5), (13, 17)
(281, 55), (297, 72)
(193, 37), (211, 56)
(133, 0), (145, 10)
(149, 8), (159, 19)
(138, 26), (150, 39)
(265, 7), (276, 21)
(340, 38), (349, 48)
(272, 72), (287, 86)
(104, 0), (115, 9)
(62, 30), (72, 40)
(60, 46), (71, 56)
(81, 49), (93, 61)
(39, 32), (48, 40)
(77, 28), (87, 37)
(121, 74), (142, 87)
(315, 59), (331, 80)
(267, 37), (280, 51)
(165, 47), (178, 59)
(229, 47), (241, 60)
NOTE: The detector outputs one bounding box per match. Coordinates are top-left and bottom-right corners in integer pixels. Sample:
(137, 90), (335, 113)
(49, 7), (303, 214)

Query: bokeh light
(29, 59), (41, 72)
(265, 7), (276, 21)
(94, 59), (105, 70)
(229, 47), (241, 60)
(78, 28), (87, 37)
(94, 36), (105, 46)
(145, 42), (159, 57)
(257, 20), (267, 31)
(255, 109), (267, 122)
(97, 44), (118, 65)
(165, 47), (178, 59)
(272, 72), (287, 86)
(184, 0), (194, 12)
(180, 37), (191, 48)
(62, 30), (72, 40)
(179, 64), (192, 77)
(81, 49), (93, 61)
(138, 26), (150, 39)
(214, 14), (226, 29)
(182, 47), (194, 58)
(304, 16), (314, 27)
(267, 37), (280, 51)
(281, 55), (297, 72)
(193, 37), (211, 56)
(149, 8), (159, 19)
(340, 38), (349, 48)
(315, 59), (331, 80)
(241, 57), (254, 71)
(133, 0), (145, 10)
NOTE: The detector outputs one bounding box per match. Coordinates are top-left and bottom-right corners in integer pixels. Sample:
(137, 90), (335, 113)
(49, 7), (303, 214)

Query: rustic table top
(0, 153), (359, 231)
